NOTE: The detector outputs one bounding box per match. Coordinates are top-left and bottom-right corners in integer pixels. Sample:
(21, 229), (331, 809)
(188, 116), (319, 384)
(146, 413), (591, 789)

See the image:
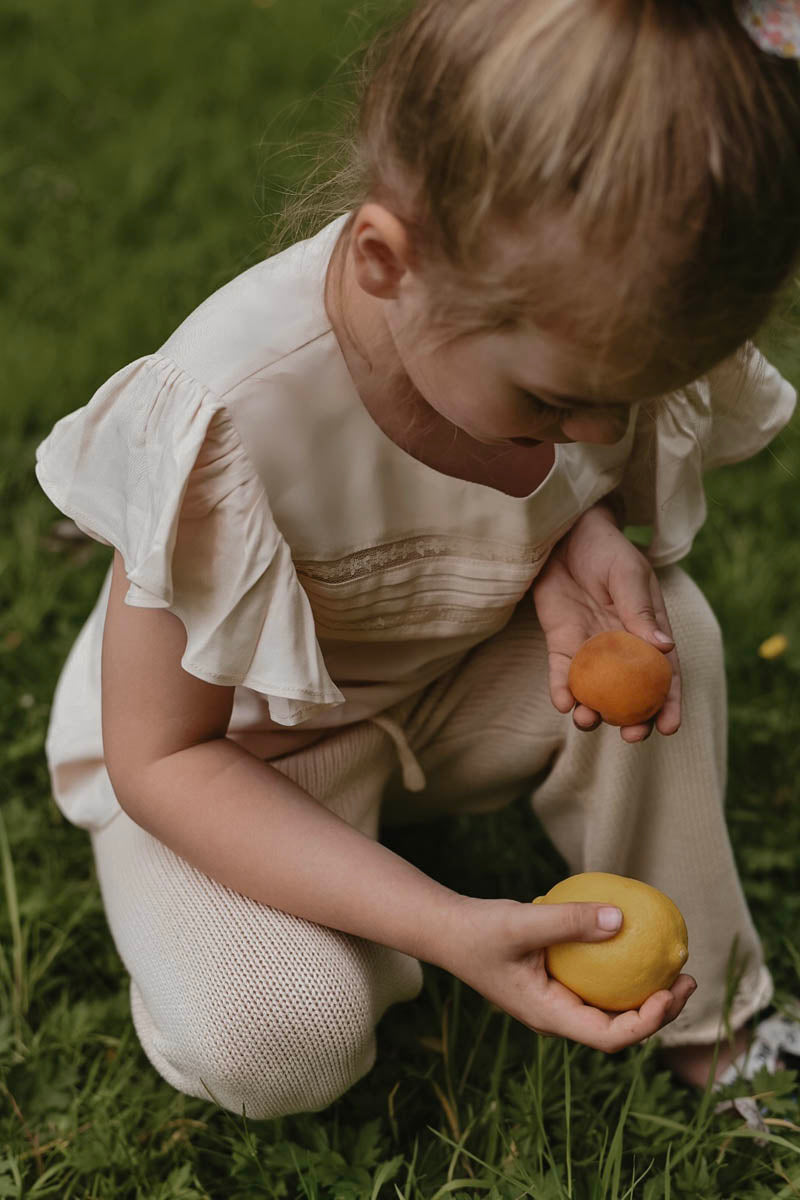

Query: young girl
(36, 0), (800, 1119)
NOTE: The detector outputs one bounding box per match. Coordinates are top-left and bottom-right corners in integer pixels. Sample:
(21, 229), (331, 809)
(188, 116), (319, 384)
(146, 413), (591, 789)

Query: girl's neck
(324, 230), (423, 432)
(323, 231), (556, 497)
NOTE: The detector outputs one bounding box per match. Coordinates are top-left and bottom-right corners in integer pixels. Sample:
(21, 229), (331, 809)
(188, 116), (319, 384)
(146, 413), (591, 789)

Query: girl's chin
(509, 436), (543, 447)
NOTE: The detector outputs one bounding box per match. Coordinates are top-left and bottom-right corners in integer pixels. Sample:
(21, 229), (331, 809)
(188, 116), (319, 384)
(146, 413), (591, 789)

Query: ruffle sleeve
(617, 345), (797, 567)
(35, 354), (345, 725)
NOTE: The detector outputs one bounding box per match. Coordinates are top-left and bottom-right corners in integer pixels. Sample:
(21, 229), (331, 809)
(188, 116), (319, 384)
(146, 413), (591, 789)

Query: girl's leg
(392, 566), (771, 1048)
(90, 721), (422, 1120)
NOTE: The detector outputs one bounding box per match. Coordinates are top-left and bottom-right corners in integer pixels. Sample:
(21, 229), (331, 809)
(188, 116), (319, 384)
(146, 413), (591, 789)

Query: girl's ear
(351, 203), (413, 299)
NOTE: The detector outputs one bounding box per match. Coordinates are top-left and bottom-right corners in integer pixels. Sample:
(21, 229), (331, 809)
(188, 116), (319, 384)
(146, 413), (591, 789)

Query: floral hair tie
(735, 0), (800, 58)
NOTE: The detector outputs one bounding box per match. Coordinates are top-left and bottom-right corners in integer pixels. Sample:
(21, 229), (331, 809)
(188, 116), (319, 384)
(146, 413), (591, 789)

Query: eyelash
(524, 392), (572, 420)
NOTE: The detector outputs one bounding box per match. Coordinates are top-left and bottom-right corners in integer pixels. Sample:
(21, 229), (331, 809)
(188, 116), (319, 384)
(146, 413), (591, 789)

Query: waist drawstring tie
(369, 714), (427, 793)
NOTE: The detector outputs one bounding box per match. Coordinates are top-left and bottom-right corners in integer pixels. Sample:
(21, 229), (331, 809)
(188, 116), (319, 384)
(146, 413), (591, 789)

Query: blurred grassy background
(1, 0), (799, 1195)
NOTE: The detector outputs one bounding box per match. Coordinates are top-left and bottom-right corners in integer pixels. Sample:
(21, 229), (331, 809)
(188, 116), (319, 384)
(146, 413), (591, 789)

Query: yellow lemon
(533, 872), (688, 1011)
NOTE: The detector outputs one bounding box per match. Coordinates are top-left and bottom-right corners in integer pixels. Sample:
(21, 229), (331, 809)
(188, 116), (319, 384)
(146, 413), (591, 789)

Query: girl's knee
(200, 1001), (379, 1120)
(134, 972), (381, 1120)
(131, 937), (421, 1120)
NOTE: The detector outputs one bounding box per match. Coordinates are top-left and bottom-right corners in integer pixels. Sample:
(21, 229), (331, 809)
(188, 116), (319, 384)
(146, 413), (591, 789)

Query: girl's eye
(524, 392), (571, 420)
(523, 391), (550, 410)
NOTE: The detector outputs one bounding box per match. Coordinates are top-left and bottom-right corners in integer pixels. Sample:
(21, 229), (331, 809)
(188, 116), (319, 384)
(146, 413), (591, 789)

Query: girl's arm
(101, 550), (457, 964)
(102, 550), (694, 1052)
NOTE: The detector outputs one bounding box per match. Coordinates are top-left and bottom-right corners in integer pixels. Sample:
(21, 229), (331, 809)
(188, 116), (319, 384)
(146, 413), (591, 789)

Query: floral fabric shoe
(716, 1012), (800, 1087)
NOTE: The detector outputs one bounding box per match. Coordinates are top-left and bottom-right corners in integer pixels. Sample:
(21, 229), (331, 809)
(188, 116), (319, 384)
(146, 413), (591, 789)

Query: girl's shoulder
(157, 217), (347, 401)
(663, 345), (796, 466)
(618, 346), (797, 566)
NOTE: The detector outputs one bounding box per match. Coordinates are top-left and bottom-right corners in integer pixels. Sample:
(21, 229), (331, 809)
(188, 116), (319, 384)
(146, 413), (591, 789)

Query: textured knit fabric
(92, 721), (422, 1120)
(91, 567), (771, 1120)
(35, 217), (797, 831)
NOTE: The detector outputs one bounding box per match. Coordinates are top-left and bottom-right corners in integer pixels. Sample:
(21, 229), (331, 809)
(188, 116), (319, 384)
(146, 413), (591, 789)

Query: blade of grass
(720, 1128), (800, 1155)
(27, 889), (96, 992)
(598, 1050), (645, 1200)
(0, 804), (27, 1049)
(765, 1119), (800, 1135)
(427, 1127), (521, 1190)
(667, 1027), (728, 1174)
(484, 1012), (511, 1166)
(288, 1144), (317, 1200)
(457, 1001), (494, 1095)
(488, 1012), (510, 1104)
(370, 1155), (404, 1200)
(440, 990), (464, 1169)
(784, 935), (800, 979)
(397, 1138), (420, 1200)
(591, 1126), (611, 1200)
(772, 1161), (800, 1199)
(524, 1051), (569, 1198)
(430, 1180), (494, 1199)
(621, 1158), (654, 1199)
(563, 1040), (573, 1200)
(665, 1142), (671, 1200)
(445, 1114), (478, 1184)
(629, 1112), (691, 1135)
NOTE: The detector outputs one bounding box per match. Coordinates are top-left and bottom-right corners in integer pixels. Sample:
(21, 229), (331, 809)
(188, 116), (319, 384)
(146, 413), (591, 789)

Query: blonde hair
(284, 0), (800, 380)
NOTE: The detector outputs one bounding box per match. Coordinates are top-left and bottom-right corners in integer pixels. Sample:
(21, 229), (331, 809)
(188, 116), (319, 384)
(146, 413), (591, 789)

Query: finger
(555, 992), (669, 1052)
(610, 559), (675, 651)
(618, 574), (681, 739)
(609, 992), (677, 1048)
(654, 646), (682, 735)
(548, 650), (577, 713)
(535, 979), (669, 1051)
(650, 575), (682, 735)
(573, 703), (602, 730)
(653, 658), (681, 734)
(536, 974), (697, 1052)
(526, 900), (623, 950)
(605, 978), (696, 1045)
(658, 974), (697, 1025)
(602, 975), (698, 1049)
(620, 720), (653, 743)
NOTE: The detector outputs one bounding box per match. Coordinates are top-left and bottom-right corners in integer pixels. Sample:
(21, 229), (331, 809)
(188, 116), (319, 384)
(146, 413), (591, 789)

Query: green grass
(2, 0), (800, 1195)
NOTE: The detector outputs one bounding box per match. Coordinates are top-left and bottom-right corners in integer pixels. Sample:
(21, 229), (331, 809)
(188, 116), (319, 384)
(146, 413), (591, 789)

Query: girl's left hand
(532, 501), (681, 743)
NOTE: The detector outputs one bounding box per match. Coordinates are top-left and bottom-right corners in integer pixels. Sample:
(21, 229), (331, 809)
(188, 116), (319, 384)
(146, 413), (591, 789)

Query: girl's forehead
(479, 223), (710, 403)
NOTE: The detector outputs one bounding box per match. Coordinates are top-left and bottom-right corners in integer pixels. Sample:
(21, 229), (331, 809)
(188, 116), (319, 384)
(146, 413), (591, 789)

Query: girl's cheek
(560, 414), (627, 445)
(524, 409), (564, 440)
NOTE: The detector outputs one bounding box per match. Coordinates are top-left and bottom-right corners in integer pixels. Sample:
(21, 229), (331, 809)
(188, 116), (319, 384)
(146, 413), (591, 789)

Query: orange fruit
(568, 631), (672, 726)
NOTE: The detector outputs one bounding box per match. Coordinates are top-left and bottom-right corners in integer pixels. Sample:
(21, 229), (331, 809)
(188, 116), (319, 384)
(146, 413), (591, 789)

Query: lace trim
(294, 533), (555, 585)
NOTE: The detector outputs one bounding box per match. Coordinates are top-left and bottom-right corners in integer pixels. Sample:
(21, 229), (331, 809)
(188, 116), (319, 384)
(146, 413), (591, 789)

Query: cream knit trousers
(90, 565), (772, 1119)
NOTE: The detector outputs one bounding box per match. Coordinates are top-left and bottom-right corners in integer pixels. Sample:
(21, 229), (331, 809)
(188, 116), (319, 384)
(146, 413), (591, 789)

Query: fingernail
(598, 906), (622, 931)
(653, 631), (673, 645)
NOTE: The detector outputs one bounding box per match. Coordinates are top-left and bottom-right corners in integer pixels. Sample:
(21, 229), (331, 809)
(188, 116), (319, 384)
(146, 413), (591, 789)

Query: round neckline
(312, 217), (564, 508)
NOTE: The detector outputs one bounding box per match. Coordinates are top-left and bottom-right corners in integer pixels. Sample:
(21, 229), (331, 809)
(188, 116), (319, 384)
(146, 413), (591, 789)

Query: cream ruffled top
(35, 216), (797, 830)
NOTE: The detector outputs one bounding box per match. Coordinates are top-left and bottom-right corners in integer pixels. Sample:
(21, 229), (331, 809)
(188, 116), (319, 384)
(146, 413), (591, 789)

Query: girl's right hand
(440, 895), (696, 1052)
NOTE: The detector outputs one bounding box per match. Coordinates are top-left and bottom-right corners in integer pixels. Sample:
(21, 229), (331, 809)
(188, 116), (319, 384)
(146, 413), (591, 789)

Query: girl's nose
(559, 408), (628, 445)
